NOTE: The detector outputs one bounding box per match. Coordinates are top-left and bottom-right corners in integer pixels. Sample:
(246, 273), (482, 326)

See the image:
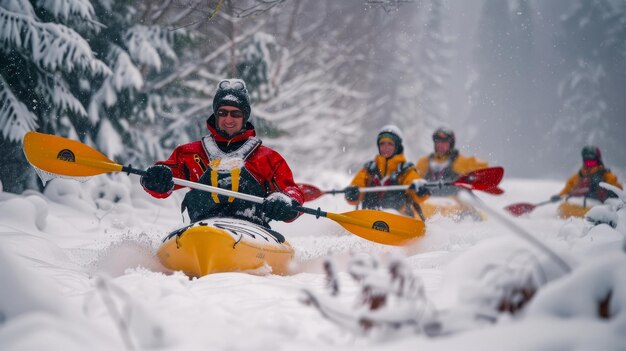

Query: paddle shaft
(163, 172), (412, 234)
(175, 178), (376, 225)
(536, 199), (558, 207)
(327, 181), (455, 194)
(504, 196), (563, 216)
(136, 169), (413, 235)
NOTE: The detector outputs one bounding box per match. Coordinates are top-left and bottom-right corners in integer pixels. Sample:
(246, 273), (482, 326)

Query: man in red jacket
(141, 79), (303, 228)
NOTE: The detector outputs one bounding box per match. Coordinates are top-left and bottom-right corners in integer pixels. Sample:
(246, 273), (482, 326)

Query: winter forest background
(1, 0), (625, 194)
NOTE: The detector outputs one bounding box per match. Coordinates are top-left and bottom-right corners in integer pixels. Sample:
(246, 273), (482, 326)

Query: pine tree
(409, 0), (452, 155)
(81, 0), (196, 165)
(554, 0), (623, 159)
(466, 0), (538, 174)
(0, 0), (109, 192)
(237, 32), (279, 104)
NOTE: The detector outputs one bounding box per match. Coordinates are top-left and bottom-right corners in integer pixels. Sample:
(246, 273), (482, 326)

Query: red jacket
(144, 117), (303, 225)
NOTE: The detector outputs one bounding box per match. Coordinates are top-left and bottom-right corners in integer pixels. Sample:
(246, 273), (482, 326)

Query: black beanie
(213, 79), (251, 121)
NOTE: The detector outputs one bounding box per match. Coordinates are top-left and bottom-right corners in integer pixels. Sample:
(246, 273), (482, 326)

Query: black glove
(344, 186), (360, 201)
(550, 194), (561, 202)
(417, 186), (431, 197)
(410, 180), (431, 197)
(141, 165), (174, 194)
(263, 192), (299, 221)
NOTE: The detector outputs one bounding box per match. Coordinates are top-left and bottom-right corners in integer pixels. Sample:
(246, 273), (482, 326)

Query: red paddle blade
(482, 186), (505, 195)
(298, 183), (325, 202)
(453, 167), (504, 191)
(504, 203), (537, 216)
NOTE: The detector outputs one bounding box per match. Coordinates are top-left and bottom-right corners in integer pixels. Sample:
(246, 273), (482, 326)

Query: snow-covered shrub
(87, 174), (133, 211)
(80, 174), (155, 229)
(526, 251), (626, 323)
(585, 206), (618, 228)
(426, 236), (572, 335)
(43, 178), (96, 212)
(302, 254), (436, 335)
(0, 195), (48, 231)
(584, 183), (625, 230)
(41, 174), (135, 212)
(507, 182), (626, 348)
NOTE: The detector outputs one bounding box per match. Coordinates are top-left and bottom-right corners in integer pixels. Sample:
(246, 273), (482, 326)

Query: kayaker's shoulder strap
(578, 168), (607, 180)
(396, 161), (414, 175)
(364, 160), (379, 177)
(201, 135), (262, 161)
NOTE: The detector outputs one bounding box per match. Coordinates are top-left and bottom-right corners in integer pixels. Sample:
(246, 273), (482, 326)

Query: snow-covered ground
(1, 173), (625, 350)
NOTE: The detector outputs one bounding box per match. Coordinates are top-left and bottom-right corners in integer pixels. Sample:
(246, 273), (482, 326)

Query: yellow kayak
(157, 218), (294, 277)
(557, 201), (593, 218)
(557, 197), (603, 218)
(417, 197), (485, 221)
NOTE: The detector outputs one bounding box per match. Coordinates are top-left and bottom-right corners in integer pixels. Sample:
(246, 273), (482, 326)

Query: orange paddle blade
(23, 131), (123, 177)
(326, 209), (425, 246)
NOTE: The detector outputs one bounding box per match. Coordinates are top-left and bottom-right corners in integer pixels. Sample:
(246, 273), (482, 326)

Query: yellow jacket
(416, 151), (488, 181)
(348, 154), (428, 216)
(559, 166), (622, 201)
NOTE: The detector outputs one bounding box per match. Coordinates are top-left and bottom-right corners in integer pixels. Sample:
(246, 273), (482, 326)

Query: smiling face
(216, 106), (244, 136)
(434, 140), (451, 155)
(378, 140), (396, 158)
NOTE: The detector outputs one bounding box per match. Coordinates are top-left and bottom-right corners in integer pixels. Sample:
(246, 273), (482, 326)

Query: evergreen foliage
(555, 0), (626, 161)
(0, 0), (109, 192)
(409, 0), (452, 154)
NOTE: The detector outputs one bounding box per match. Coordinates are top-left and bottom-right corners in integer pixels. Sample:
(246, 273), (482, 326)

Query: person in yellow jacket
(416, 128), (489, 196)
(551, 146), (622, 203)
(345, 125), (430, 218)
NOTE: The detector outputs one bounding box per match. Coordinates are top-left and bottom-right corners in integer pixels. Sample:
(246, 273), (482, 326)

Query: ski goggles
(218, 79), (245, 90)
(216, 108), (245, 118)
(433, 131), (453, 142)
(433, 136), (452, 143)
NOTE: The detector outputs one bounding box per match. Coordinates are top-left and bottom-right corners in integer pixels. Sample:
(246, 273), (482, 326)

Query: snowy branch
(147, 21), (265, 90)
(0, 75), (38, 142)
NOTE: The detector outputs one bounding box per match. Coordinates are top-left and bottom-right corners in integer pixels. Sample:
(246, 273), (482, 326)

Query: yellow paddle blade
(23, 131), (123, 177)
(326, 210), (425, 246)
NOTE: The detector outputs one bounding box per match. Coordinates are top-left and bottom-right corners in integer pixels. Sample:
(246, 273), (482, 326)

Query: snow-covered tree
(553, 0), (626, 167)
(237, 32), (279, 103)
(466, 0), (538, 174)
(397, 0), (452, 155)
(0, 0), (109, 192)
(80, 0), (197, 165)
(0, 0), (199, 192)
